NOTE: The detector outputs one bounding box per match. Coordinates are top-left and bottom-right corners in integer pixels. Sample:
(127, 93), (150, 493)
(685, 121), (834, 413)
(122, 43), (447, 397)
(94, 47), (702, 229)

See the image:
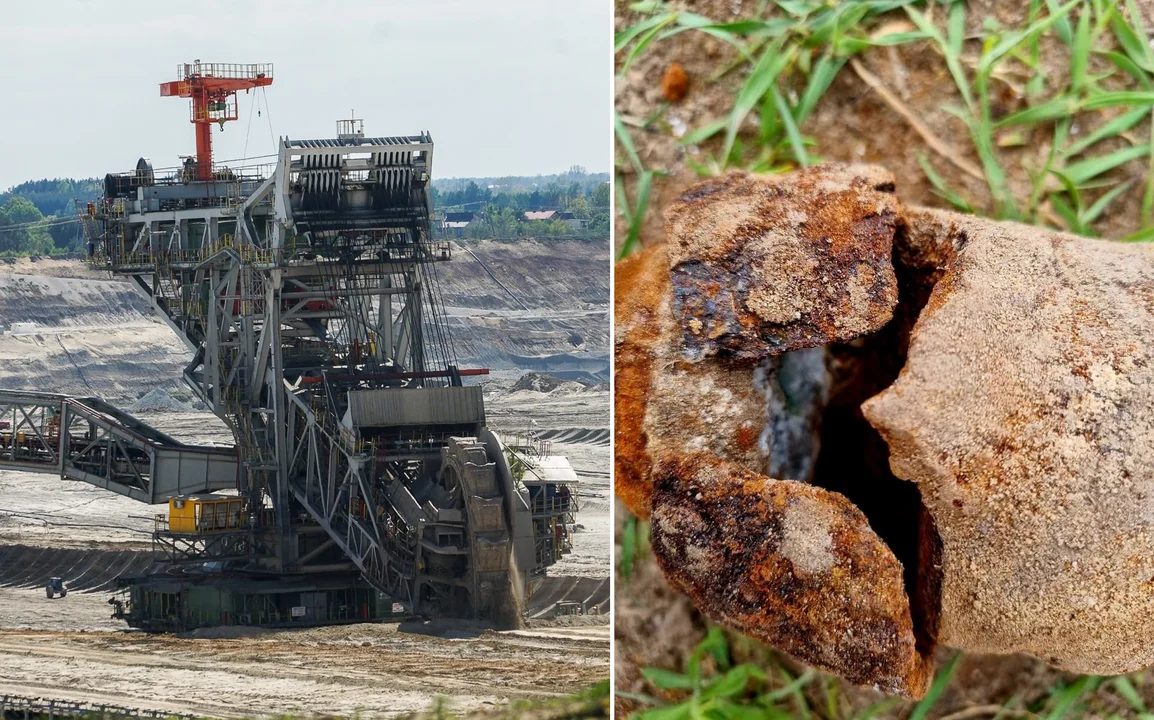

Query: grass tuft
(615, 0), (1154, 250)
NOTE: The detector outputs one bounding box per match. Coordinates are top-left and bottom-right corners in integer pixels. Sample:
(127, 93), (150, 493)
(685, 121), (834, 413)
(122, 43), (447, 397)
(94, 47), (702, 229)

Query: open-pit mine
(0, 61), (609, 717)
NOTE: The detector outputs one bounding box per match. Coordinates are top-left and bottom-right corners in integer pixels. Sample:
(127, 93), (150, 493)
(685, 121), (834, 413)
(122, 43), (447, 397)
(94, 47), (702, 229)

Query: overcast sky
(0, 0), (610, 190)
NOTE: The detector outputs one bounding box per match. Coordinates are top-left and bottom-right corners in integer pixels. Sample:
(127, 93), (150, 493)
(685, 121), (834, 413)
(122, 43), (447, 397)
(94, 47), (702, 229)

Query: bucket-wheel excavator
(3, 62), (579, 630)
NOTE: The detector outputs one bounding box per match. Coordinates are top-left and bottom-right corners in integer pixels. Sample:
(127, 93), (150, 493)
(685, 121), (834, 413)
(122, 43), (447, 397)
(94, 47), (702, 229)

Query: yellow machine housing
(168, 494), (244, 533)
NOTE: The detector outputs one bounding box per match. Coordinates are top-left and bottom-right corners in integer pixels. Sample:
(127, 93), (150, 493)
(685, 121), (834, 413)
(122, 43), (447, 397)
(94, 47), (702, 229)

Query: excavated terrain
(0, 242), (609, 717)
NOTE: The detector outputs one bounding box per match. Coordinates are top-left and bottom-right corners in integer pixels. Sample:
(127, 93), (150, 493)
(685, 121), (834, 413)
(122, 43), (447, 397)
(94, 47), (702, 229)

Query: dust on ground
(0, 619), (609, 719)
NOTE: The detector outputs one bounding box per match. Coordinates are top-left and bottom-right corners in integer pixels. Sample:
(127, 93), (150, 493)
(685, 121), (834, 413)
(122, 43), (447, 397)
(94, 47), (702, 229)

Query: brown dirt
(615, 506), (1154, 718)
(0, 621), (609, 719)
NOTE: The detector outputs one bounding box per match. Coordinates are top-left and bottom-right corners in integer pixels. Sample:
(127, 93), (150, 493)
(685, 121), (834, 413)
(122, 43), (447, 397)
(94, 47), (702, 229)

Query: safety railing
(179, 62), (274, 81)
(530, 495), (577, 515)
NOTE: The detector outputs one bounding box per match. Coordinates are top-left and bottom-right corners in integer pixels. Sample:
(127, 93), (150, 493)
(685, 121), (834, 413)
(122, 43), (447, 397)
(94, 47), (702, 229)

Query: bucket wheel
(428, 436), (515, 622)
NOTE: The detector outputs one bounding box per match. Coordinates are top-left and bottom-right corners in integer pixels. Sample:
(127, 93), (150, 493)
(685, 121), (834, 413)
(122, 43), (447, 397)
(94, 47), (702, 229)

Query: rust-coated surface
(650, 454), (933, 698)
(664, 164), (901, 362)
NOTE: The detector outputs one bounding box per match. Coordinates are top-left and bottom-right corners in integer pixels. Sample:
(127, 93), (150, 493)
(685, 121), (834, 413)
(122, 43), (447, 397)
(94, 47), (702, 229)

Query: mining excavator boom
(52, 72), (579, 631)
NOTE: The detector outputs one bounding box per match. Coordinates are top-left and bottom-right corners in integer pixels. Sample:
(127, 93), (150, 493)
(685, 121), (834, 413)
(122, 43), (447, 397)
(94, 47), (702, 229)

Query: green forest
(431, 165), (611, 239)
(0, 168), (608, 257)
(0, 178), (101, 256)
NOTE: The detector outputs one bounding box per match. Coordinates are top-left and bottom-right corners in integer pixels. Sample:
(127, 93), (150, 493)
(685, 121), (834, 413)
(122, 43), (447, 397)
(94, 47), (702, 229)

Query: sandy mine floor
(0, 621), (609, 718)
(0, 390), (609, 717)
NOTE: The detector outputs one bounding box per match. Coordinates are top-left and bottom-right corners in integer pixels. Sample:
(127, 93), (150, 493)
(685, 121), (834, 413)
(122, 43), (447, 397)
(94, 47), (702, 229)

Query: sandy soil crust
(0, 619), (609, 718)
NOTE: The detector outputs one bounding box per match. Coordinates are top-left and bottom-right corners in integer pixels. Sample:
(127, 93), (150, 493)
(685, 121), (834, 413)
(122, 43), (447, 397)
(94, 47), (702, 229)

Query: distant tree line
(0, 178), (101, 256)
(432, 166), (611, 239)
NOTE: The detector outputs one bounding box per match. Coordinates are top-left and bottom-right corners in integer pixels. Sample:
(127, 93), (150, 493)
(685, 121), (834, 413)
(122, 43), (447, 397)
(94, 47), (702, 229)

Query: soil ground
(0, 621), (608, 718)
(615, 0), (1154, 252)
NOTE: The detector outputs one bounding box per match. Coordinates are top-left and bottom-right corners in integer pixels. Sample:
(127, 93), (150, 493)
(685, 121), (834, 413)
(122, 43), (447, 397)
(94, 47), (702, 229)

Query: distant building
(441, 211), (479, 237)
(522, 210), (588, 230)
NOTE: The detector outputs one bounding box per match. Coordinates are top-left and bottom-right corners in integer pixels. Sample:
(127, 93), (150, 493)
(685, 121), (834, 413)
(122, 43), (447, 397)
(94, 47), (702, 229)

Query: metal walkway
(0, 390), (238, 504)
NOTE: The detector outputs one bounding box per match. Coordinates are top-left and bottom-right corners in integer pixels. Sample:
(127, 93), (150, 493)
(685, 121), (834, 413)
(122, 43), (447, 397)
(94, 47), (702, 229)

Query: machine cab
(167, 494), (245, 533)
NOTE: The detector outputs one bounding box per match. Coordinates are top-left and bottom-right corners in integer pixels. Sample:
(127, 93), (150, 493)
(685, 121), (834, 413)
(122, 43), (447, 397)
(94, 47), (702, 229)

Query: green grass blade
(1045, 0), (1075, 44)
(1081, 179), (1133, 226)
(723, 40), (793, 164)
(1144, 108), (1154, 225)
(615, 112), (644, 172)
(1109, 5), (1154, 73)
(776, 1), (821, 19)
(980, 0), (1080, 74)
(619, 13), (678, 76)
(794, 53), (844, 125)
(1096, 50), (1154, 89)
(616, 11), (672, 53)
(636, 704), (693, 720)
(760, 668), (814, 715)
(909, 653), (962, 720)
(771, 86), (809, 166)
(617, 170), (653, 259)
(1043, 676), (1102, 720)
(917, 153), (975, 212)
(1112, 677), (1146, 712)
(620, 513), (638, 580)
(1064, 143), (1149, 184)
(994, 95), (1081, 127)
(906, 6), (974, 109)
(1071, 4), (1091, 93)
(642, 668), (695, 691)
(1066, 105), (1148, 155)
(1050, 191), (1085, 233)
(1084, 91), (1154, 109)
(701, 665), (767, 701)
(837, 30), (931, 54)
(680, 118), (728, 146)
(948, 0), (967, 59)
(1119, 226), (1154, 242)
(851, 698), (901, 720)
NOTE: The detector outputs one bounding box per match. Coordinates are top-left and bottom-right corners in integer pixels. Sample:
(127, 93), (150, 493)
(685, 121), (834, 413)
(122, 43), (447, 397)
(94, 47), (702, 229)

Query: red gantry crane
(160, 61), (274, 181)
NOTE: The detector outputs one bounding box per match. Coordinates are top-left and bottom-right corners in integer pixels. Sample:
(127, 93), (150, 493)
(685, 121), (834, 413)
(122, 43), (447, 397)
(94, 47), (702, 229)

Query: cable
(56, 336), (95, 392)
(261, 86), (276, 148)
(241, 88), (258, 164)
(0, 216), (80, 234)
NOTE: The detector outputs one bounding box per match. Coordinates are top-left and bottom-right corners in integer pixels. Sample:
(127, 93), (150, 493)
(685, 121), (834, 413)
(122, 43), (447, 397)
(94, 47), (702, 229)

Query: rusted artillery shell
(664, 164), (901, 362)
(865, 208), (1154, 675)
(650, 454), (933, 697)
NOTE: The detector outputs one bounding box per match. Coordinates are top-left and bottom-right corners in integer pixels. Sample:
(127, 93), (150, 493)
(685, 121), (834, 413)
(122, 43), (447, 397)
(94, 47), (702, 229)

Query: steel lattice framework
(79, 108), (578, 621)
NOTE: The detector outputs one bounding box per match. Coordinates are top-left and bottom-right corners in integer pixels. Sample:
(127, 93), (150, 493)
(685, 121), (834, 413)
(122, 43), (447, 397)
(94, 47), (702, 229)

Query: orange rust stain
(614, 244), (673, 518)
(735, 423), (759, 454)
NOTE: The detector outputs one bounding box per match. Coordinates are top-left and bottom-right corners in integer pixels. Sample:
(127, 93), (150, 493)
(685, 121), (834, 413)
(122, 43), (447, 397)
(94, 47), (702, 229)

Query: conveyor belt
(0, 390), (238, 504)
